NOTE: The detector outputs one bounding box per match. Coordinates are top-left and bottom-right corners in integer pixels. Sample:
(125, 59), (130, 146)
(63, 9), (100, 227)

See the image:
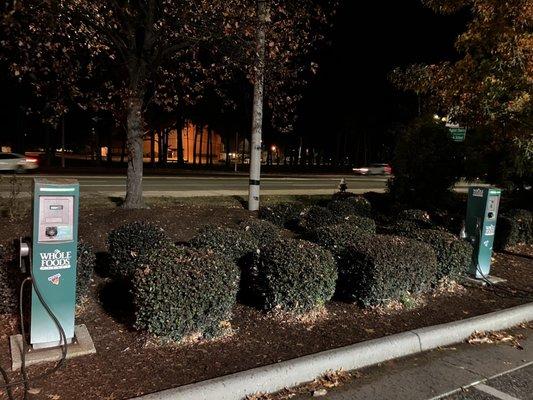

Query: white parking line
(474, 383), (521, 400)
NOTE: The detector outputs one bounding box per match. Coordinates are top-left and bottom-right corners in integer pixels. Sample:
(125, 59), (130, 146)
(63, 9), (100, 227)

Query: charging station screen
(38, 196), (74, 243)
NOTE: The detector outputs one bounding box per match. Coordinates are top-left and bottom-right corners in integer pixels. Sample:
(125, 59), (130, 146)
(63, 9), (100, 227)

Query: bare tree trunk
(192, 126), (198, 165)
(248, 0), (268, 211)
(120, 133), (126, 164)
(198, 123), (204, 165)
(123, 95), (145, 209)
(150, 130), (156, 166)
(161, 129), (169, 164)
(176, 112), (184, 166)
(208, 127), (213, 165)
(225, 131), (231, 166)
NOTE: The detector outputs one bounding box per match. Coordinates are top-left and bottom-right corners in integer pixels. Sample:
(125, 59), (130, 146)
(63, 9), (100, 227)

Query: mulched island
(0, 200), (531, 400)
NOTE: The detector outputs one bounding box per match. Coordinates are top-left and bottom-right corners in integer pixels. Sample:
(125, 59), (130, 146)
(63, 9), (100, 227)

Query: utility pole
(61, 115), (65, 168)
(248, 0), (268, 211)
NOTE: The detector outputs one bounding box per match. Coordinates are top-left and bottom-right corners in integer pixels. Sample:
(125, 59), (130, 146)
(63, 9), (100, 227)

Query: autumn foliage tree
(2, 1), (337, 209)
(2, 0), (244, 208)
(390, 0), (532, 187)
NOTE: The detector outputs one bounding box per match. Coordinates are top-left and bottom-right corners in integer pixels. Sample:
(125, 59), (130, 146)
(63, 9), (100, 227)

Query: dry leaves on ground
(467, 330), (525, 349)
(244, 369), (355, 400)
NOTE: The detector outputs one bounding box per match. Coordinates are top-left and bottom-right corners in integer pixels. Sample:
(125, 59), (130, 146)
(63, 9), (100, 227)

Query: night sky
(295, 0), (469, 163)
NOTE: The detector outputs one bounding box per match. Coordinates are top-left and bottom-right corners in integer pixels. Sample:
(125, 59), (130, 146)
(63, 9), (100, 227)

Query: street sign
(449, 127), (467, 142)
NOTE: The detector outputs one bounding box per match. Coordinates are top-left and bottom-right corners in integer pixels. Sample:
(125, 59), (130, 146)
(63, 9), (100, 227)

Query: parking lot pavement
(443, 365), (533, 400)
(290, 326), (532, 400)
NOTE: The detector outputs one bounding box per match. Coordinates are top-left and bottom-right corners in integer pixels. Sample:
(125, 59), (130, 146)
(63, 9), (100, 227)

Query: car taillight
(26, 157), (38, 164)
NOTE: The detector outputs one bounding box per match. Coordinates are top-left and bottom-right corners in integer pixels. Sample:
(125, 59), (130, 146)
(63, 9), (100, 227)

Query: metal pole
(61, 116), (66, 168)
(248, 0), (267, 211)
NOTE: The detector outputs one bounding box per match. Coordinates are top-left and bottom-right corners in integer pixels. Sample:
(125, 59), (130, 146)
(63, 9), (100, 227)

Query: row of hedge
(106, 202), (476, 341)
(258, 195), (372, 232)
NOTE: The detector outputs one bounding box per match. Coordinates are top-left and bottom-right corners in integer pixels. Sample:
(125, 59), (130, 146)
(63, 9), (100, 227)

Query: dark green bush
(494, 209), (533, 250)
(327, 196), (372, 218)
(259, 202), (304, 228)
(398, 209), (433, 227)
(297, 206), (340, 233)
(132, 245), (239, 341)
(311, 219), (376, 255)
(331, 191), (357, 201)
(77, 241), (96, 303)
(249, 238), (337, 313)
(338, 235), (438, 306)
(107, 221), (172, 280)
(399, 229), (473, 280)
(190, 225), (258, 262)
(383, 209), (434, 235)
(239, 218), (281, 245)
(388, 117), (463, 208)
(0, 245), (17, 315)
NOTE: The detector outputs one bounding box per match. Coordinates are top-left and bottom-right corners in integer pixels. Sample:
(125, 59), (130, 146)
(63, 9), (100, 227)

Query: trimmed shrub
(399, 229), (473, 280)
(107, 221), (172, 280)
(383, 209), (434, 236)
(338, 235), (438, 306)
(77, 241), (96, 303)
(249, 238), (337, 313)
(331, 191), (357, 201)
(239, 218), (281, 245)
(297, 206), (340, 233)
(0, 245), (18, 315)
(342, 214), (377, 231)
(311, 218), (376, 255)
(398, 209), (433, 227)
(259, 203), (304, 228)
(190, 225), (258, 262)
(494, 209), (533, 250)
(327, 196), (372, 218)
(132, 245), (239, 341)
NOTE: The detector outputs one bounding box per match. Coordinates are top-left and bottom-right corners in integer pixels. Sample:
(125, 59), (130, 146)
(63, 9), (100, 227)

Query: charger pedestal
(9, 324), (96, 371)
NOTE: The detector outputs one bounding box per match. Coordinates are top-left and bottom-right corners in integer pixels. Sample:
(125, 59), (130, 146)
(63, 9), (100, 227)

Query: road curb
(132, 302), (533, 400)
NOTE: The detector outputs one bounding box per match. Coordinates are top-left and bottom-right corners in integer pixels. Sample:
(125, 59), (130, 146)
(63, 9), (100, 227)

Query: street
(0, 174), (481, 198)
(0, 174), (389, 197)
(291, 326), (533, 400)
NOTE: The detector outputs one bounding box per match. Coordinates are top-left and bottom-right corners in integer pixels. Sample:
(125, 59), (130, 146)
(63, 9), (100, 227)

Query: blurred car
(0, 153), (39, 172)
(353, 163), (392, 175)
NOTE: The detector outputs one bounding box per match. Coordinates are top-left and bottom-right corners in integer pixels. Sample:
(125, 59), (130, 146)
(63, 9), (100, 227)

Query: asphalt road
(292, 326), (533, 400)
(0, 174), (389, 197)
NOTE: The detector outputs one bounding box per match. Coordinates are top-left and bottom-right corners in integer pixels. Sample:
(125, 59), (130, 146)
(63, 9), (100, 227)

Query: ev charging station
(30, 178), (79, 348)
(465, 186), (502, 280)
(9, 178), (95, 373)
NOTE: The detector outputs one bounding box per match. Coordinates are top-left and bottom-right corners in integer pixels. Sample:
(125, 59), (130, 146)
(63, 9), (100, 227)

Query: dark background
(0, 0), (470, 166)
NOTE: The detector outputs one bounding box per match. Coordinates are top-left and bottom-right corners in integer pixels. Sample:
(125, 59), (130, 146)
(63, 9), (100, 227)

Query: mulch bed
(0, 202), (532, 400)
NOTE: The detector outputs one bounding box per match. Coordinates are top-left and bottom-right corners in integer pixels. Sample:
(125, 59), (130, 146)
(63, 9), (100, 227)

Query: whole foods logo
(40, 249), (72, 270)
(472, 188), (484, 197)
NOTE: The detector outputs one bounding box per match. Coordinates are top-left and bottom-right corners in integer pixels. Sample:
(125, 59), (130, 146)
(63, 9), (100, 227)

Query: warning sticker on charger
(48, 273), (61, 285)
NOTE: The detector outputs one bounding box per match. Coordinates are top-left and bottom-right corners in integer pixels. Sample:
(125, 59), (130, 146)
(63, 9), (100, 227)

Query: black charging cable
(469, 223), (533, 301)
(0, 245), (68, 400)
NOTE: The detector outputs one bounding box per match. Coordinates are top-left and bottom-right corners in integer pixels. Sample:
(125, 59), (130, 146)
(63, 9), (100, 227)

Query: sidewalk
(290, 326), (532, 400)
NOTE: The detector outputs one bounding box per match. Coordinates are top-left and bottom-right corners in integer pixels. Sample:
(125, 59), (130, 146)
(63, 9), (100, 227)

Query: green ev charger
(465, 186), (501, 279)
(30, 178), (79, 348)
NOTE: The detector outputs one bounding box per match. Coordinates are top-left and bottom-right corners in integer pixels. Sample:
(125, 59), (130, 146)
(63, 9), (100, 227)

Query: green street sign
(449, 127), (467, 142)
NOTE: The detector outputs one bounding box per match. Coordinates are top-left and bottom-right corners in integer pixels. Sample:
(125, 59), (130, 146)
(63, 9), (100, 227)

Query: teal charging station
(465, 186), (501, 279)
(30, 178), (79, 348)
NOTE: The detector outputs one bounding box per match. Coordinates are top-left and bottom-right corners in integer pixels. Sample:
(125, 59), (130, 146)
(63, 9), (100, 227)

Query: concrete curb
(132, 302), (533, 400)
